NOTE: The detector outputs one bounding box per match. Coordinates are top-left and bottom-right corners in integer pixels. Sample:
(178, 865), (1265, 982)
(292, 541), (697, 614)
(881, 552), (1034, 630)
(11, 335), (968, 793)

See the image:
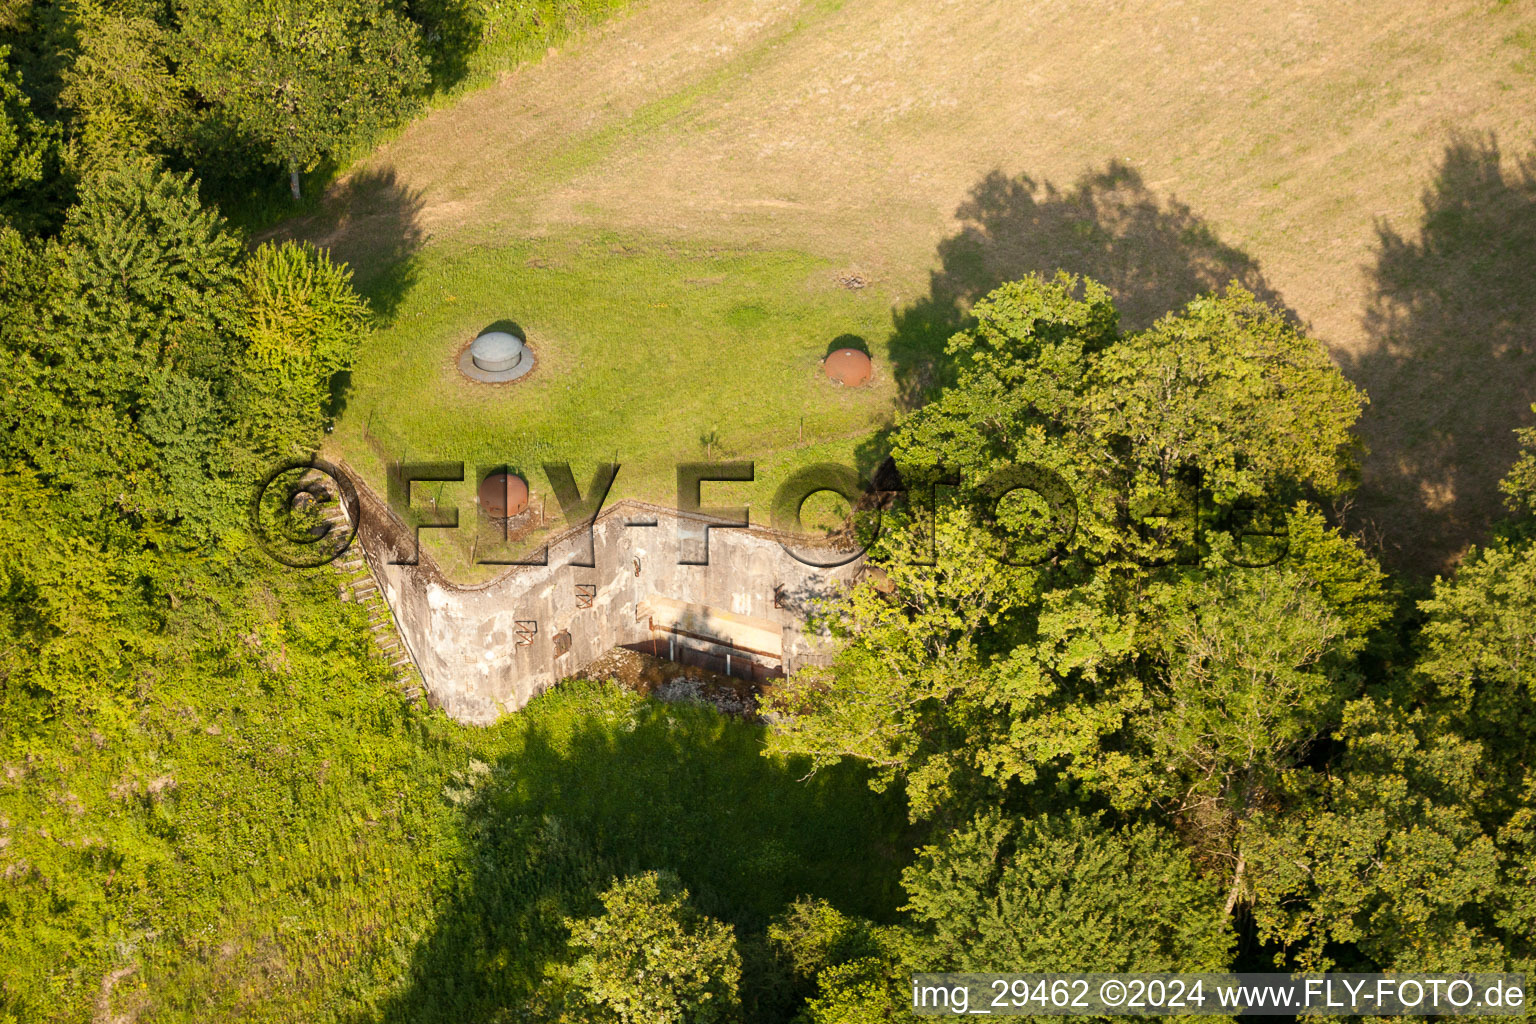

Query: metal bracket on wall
(515, 620), (537, 646)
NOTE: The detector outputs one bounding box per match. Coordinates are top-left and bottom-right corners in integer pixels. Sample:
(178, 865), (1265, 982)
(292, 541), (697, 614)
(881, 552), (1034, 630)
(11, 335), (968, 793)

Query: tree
(554, 871), (742, 1024)
(902, 811), (1233, 972)
(176, 0), (427, 200)
(763, 275), (1137, 818)
(1498, 406), (1536, 524)
(1393, 503), (1536, 974)
(57, 0), (187, 172)
(0, 159), (242, 529)
(230, 240), (370, 462)
(1088, 287), (1363, 509)
(1133, 567), (1351, 901)
(1244, 700), (1509, 971)
(759, 898), (907, 1024)
(886, 274), (1364, 569)
(766, 897), (883, 993)
(797, 956), (910, 1024)
(765, 274), (1379, 827)
(1414, 541), (1536, 817)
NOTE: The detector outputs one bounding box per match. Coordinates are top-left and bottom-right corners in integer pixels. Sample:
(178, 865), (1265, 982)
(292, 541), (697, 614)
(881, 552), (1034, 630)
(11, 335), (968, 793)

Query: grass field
(329, 231), (900, 577)
(292, 0), (1536, 575)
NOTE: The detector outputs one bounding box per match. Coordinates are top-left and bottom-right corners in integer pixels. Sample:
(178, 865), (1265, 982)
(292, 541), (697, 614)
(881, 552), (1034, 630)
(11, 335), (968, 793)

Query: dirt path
(303, 0), (1536, 571)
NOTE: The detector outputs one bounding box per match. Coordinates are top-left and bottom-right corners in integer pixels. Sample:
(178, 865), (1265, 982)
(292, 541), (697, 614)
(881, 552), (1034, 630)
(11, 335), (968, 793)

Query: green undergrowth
(0, 552), (906, 1023)
(375, 683), (911, 1022)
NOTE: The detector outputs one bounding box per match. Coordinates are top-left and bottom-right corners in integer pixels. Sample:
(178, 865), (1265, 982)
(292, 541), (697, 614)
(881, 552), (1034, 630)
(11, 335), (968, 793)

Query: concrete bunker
(341, 468), (859, 723)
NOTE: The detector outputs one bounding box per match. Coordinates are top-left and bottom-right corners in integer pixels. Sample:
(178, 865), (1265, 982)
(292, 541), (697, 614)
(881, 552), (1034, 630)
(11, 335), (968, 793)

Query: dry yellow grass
(307, 0), (1536, 574)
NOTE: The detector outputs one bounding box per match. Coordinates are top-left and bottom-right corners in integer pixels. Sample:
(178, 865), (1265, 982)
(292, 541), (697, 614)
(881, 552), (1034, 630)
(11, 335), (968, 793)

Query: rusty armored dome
(823, 347), (872, 387)
(478, 472), (530, 518)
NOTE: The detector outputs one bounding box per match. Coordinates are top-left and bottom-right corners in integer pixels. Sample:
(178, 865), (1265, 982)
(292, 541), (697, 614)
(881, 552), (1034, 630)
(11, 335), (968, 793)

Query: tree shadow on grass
(361, 690), (911, 1024)
(276, 168), (426, 423)
(285, 167), (428, 321)
(407, 0), (487, 93)
(859, 162), (1291, 475)
(1339, 134), (1536, 576)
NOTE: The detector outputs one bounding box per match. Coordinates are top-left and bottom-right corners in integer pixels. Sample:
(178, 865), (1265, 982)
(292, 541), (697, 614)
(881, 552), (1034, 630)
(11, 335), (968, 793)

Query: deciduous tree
(176, 0), (427, 200)
(554, 871), (742, 1024)
(903, 811), (1232, 972)
(766, 274), (1379, 832)
(1245, 700), (1508, 971)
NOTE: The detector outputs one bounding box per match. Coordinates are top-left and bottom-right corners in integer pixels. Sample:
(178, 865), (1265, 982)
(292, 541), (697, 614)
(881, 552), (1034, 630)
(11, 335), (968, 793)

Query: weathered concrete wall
(344, 467), (860, 724)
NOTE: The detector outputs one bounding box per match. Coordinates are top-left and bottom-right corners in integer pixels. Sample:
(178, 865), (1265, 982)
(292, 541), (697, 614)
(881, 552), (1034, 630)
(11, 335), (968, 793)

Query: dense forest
(0, 1), (1533, 1022)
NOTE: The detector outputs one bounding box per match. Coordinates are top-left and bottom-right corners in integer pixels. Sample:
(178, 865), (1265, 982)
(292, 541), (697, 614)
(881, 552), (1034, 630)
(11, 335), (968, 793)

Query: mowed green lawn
(330, 231), (900, 578)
